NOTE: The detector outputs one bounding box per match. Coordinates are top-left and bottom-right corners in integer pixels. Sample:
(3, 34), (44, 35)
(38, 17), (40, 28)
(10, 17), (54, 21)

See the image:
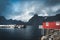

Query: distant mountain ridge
(0, 16), (24, 25)
(0, 14), (60, 25)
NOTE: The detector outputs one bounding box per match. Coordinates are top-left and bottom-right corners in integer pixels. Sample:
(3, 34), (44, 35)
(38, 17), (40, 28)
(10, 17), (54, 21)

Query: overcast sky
(0, 0), (60, 22)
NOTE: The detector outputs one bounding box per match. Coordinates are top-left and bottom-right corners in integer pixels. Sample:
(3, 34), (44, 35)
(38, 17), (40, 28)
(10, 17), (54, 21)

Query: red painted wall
(43, 21), (60, 29)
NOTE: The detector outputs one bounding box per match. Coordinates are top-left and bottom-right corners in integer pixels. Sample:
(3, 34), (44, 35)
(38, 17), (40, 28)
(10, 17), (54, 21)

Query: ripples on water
(0, 26), (43, 40)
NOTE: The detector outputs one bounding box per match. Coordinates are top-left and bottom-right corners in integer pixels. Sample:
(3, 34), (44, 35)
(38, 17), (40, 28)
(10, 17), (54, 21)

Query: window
(39, 25), (43, 29)
(46, 22), (49, 26)
(56, 22), (60, 26)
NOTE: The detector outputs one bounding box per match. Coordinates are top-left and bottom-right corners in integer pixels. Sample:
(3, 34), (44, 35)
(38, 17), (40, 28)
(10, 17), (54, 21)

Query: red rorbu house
(43, 16), (60, 29)
(43, 21), (60, 29)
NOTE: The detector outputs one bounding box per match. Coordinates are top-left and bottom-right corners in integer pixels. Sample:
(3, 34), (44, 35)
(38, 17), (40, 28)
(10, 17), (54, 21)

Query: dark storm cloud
(0, 0), (9, 16)
(45, 0), (60, 6)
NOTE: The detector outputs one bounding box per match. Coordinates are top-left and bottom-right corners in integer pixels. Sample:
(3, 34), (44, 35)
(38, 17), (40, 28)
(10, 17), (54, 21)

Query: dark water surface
(0, 26), (42, 40)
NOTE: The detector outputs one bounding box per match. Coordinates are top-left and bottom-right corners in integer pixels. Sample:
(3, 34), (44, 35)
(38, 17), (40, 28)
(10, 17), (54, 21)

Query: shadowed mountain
(0, 16), (7, 24)
(44, 14), (60, 22)
(28, 14), (44, 25)
(56, 14), (60, 20)
(44, 16), (56, 22)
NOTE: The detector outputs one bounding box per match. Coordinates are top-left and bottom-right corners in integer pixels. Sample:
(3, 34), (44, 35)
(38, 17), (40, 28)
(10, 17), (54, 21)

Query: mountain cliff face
(28, 14), (44, 25)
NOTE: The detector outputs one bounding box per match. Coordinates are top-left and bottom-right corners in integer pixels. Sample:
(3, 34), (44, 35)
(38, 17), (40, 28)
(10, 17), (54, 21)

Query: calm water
(0, 26), (42, 40)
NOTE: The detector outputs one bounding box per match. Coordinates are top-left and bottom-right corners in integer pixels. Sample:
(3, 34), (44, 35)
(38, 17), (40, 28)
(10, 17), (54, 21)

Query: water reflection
(0, 25), (42, 40)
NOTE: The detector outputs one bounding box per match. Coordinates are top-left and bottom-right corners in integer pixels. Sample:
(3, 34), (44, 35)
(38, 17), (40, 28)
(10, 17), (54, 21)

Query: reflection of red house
(43, 21), (60, 29)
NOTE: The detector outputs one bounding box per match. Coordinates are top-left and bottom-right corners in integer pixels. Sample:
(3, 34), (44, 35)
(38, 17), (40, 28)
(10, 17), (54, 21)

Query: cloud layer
(0, 0), (60, 22)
